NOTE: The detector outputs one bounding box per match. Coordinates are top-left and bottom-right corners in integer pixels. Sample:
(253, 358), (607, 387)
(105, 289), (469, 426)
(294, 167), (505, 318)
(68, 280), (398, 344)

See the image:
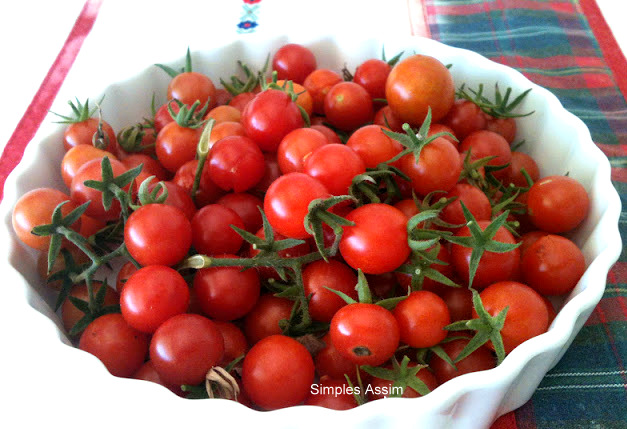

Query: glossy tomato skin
(393, 291), (450, 348)
(399, 137), (462, 197)
(63, 117), (117, 154)
(213, 321), (249, 366)
(521, 235), (586, 296)
(451, 220), (520, 289)
(303, 68), (343, 115)
(272, 43), (317, 84)
(243, 294), (293, 345)
(241, 89), (304, 152)
(61, 145), (117, 188)
(205, 105), (241, 124)
(429, 337), (495, 384)
(124, 204), (192, 266)
(208, 135), (265, 192)
(242, 334), (315, 410)
(277, 127), (329, 174)
(340, 204), (410, 275)
(120, 153), (168, 185)
(303, 259), (358, 323)
(154, 101), (180, 133)
(208, 121), (247, 148)
(440, 183), (492, 227)
(486, 116), (517, 143)
(79, 314), (149, 378)
(120, 265), (189, 334)
(475, 281), (549, 353)
(324, 81), (374, 131)
(386, 54), (455, 126)
(264, 172), (329, 239)
(508, 151), (540, 188)
(303, 144), (366, 196)
(149, 313), (224, 386)
(70, 157), (128, 221)
(12, 188), (78, 250)
(190, 204), (245, 256)
(228, 92), (256, 112)
(167, 71), (216, 108)
(442, 100), (487, 141)
(216, 192), (263, 233)
(193, 256), (261, 321)
(173, 160), (225, 208)
(526, 176), (589, 233)
(346, 124), (403, 168)
(373, 105), (404, 132)
(460, 130), (512, 181)
(155, 122), (202, 173)
(330, 303), (399, 366)
(354, 58), (391, 101)
(115, 261), (138, 293)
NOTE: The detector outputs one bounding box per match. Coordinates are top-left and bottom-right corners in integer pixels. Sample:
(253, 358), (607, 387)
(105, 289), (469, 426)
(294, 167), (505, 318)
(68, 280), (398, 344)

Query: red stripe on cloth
(490, 411), (518, 429)
(432, 0), (575, 16)
(406, 0), (431, 38)
(579, 0), (627, 102)
(0, 0), (102, 202)
(593, 300), (627, 394)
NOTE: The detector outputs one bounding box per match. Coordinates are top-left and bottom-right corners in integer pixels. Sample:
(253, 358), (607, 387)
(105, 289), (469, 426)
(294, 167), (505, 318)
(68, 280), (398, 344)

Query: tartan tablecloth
(417, 1), (627, 427)
(0, 0), (625, 428)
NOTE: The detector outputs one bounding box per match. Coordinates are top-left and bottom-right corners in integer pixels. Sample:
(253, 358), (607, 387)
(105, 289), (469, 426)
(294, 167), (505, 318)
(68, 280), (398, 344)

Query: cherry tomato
(508, 151), (540, 188)
(339, 204), (410, 274)
(305, 377), (358, 410)
(208, 135), (265, 192)
(241, 89), (304, 152)
(79, 313), (149, 378)
(486, 116), (517, 143)
(310, 124), (342, 144)
(398, 137), (462, 197)
(147, 181), (197, 220)
(253, 152), (282, 193)
(429, 337), (495, 384)
(167, 71), (216, 109)
(275, 80), (314, 117)
(132, 360), (184, 396)
(190, 204), (245, 256)
(526, 175), (589, 233)
(346, 125), (403, 168)
(368, 365), (438, 400)
(149, 313), (224, 386)
(213, 88), (232, 106)
(120, 265), (190, 333)
(450, 220), (520, 289)
(324, 81), (373, 131)
(303, 259), (358, 322)
(272, 43), (317, 84)
(63, 117), (117, 154)
(228, 92), (256, 112)
(315, 333), (363, 382)
(303, 68), (343, 115)
(216, 192), (263, 233)
(70, 157), (128, 221)
(115, 261), (138, 293)
(124, 203), (192, 266)
(354, 58), (391, 101)
(460, 130), (512, 181)
(277, 127), (329, 174)
(428, 123), (458, 147)
(155, 121), (202, 173)
(154, 100), (180, 133)
(517, 230), (550, 257)
(386, 54), (455, 125)
(242, 334), (315, 410)
(475, 281), (549, 353)
(264, 172), (329, 239)
(393, 291), (450, 348)
(120, 153), (168, 185)
(442, 100), (487, 140)
(248, 227), (311, 280)
(441, 286), (474, 322)
(12, 188), (79, 250)
(373, 105), (404, 132)
(173, 160), (225, 208)
(521, 235), (586, 296)
(61, 282), (119, 334)
(213, 321), (249, 366)
(61, 145), (117, 188)
(396, 244), (455, 295)
(205, 105), (241, 124)
(193, 255), (261, 321)
(208, 121), (247, 148)
(243, 294), (293, 345)
(440, 183), (492, 227)
(330, 303), (399, 366)
(304, 143), (366, 196)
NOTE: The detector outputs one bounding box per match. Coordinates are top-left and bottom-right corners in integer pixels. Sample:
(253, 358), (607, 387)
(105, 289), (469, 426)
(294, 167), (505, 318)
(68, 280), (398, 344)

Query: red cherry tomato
(243, 294), (293, 345)
(208, 135), (265, 192)
(330, 303), (400, 366)
(373, 105), (404, 132)
(368, 365), (438, 400)
(277, 127), (329, 174)
(354, 58), (391, 101)
(346, 125), (403, 168)
(324, 81), (373, 131)
(216, 192), (263, 233)
(167, 71), (216, 109)
(305, 377), (358, 410)
(124, 203), (192, 266)
(61, 145), (117, 188)
(315, 333), (364, 382)
(61, 282), (119, 334)
(173, 160), (225, 208)
(213, 321), (249, 366)
(120, 265), (190, 333)
(526, 175), (589, 233)
(508, 151), (540, 188)
(440, 183), (492, 227)
(190, 204), (245, 256)
(149, 313), (224, 386)
(148, 181), (197, 220)
(339, 204), (410, 275)
(486, 116), (517, 143)
(442, 100), (487, 141)
(303, 259), (358, 322)
(460, 130), (512, 181)
(393, 291), (450, 348)
(303, 143), (366, 196)
(79, 313), (149, 378)
(303, 69), (343, 115)
(63, 117), (117, 154)
(155, 122), (202, 173)
(242, 335), (315, 410)
(272, 44), (317, 84)
(429, 337), (495, 384)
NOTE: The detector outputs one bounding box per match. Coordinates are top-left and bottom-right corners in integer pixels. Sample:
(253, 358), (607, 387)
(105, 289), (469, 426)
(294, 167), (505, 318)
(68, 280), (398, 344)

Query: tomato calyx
(349, 164), (409, 206)
(260, 73), (312, 127)
(381, 47), (405, 67)
(442, 202), (520, 288)
(65, 278), (121, 336)
(383, 108), (457, 165)
(51, 97), (101, 124)
(168, 100), (209, 129)
(155, 47), (194, 78)
(396, 243), (459, 292)
(304, 195), (356, 260)
(325, 269), (408, 311)
(456, 83), (534, 119)
(221, 55), (269, 96)
(445, 289), (509, 365)
(130, 177), (169, 209)
(361, 355), (431, 397)
(117, 122), (156, 153)
(189, 119), (215, 204)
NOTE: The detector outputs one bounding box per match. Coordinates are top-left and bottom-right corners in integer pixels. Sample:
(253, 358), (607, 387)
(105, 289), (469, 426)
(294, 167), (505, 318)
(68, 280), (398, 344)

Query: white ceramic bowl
(0, 36), (622, 428)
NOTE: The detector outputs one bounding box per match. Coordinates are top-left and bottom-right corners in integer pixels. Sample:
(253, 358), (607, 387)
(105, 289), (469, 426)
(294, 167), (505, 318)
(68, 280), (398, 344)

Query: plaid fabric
(422, 0), (627, 427)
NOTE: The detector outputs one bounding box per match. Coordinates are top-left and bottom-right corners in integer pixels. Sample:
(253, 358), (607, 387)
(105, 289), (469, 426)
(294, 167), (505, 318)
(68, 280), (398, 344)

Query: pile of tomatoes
(12, 43), (590, 411)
